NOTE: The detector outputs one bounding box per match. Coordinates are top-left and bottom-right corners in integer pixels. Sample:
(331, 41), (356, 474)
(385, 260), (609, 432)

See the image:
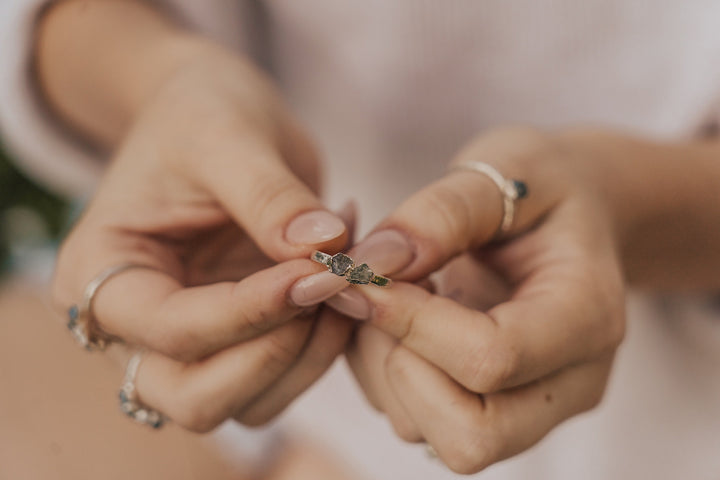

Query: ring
(449, 161), (528, 238)
(312, 251), (392, 287)
(119, 350), (166, 429)
(67, 263), (158, 351)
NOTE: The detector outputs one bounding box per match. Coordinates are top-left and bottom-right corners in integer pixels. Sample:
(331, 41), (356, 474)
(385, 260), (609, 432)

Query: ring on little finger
(119, 350), (166, 429)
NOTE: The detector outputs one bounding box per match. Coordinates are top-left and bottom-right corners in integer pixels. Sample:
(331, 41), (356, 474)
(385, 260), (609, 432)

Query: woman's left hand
(334, 128), (626, 474)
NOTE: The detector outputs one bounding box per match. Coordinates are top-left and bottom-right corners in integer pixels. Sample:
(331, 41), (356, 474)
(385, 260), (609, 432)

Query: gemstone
(331, 253), (354, 276)
(347, 263), (374, 284)
(512, 180), (528, 199)
(134, 409), (149, 423)
(67, 305), (79, 329)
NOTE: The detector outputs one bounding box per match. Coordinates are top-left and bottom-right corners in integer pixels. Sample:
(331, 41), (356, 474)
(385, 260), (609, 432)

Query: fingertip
(285, 209), (347, 246)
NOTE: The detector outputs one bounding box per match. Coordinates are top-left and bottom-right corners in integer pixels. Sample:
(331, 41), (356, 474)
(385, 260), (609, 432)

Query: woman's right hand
(50, 37), (353, 431)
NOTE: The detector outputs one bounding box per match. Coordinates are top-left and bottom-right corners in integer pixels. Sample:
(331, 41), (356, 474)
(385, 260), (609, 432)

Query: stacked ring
(312, 251), (392, 287)
(119, 351), (166, 429)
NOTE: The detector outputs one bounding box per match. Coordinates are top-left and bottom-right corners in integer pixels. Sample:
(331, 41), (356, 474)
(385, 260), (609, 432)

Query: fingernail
(288, 229), (414, 307)
(352, 229), (414, 274)
(286, 210), (346, 245)
(289, 271), (347, 306)
(326, 289), (371, 320)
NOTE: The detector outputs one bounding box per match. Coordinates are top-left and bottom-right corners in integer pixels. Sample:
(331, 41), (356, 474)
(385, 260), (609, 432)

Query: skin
(39, 0), (354, 432)
(37, 0), (720, 474)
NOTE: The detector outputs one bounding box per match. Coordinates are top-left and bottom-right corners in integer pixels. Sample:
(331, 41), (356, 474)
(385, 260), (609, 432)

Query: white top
(2, 1), (720, 478)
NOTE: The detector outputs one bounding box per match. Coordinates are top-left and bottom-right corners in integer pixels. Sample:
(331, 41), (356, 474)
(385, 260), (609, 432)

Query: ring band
(67, 263), (158, 351)
(119, 350), (166, 429)
(312, 251), (392, 287)
(449, 161), (528, 238)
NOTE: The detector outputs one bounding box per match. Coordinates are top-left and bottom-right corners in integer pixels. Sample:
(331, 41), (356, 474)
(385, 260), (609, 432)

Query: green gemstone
(347, 264), (373, 284)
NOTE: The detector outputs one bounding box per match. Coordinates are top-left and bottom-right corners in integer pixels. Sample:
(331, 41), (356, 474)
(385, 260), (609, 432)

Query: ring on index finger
(449, 161), (528, 239)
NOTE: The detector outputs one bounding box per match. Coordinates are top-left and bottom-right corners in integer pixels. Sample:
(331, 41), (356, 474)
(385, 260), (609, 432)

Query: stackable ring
(449, 161), (528, 238)
(67, 263), (158, 351)
(312, 251), (392, 287)
(119, 350), (166, 429)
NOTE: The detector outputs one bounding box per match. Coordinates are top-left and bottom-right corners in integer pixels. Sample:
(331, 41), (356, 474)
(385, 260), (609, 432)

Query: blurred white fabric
(2, 1), (720, 478)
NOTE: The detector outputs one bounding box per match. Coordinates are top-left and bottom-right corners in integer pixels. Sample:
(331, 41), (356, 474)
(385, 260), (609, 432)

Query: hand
(337, 128), (626, 473)
(51, 46), (353, 431)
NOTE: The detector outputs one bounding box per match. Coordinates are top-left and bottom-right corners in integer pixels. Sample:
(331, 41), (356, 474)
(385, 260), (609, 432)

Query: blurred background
(0, 138), (69, 280)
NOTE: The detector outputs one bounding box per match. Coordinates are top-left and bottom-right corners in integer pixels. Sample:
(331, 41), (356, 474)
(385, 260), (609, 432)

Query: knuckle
(390, 418), (424, 444)
(384, 347), (414, 383)
(441, 435), (495, 475)
(462, 341), (518, 393)
(169, 390), (223, 433)
(421, 184), (474, 251)
(246, 171), (308, 229)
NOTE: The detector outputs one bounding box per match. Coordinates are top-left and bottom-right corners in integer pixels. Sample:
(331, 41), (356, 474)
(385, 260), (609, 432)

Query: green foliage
(0, 138), (70, 275)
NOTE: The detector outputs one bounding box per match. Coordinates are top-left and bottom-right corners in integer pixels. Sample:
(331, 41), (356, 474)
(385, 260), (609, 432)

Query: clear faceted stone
(134, 409), (149, 423)
(331, 253), (354, 275)
(347, 264), (374, 284)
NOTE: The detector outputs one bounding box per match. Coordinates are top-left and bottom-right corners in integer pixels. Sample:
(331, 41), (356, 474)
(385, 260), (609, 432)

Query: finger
(345, 324), (424, 443)
(342, 199), (625, 393)
(354, 129), (567, 281)
(386, 347), (612, 474)
(335, 199), (358, 248)
(199, 136), (347, 261)
(133, 316), (316, 433)
(90, 259), (327, 361)
(235, 308), (353, 426)
(348, 262), (623, 394)
(289, 228), (415, 308)
(430, 253), (511, 311)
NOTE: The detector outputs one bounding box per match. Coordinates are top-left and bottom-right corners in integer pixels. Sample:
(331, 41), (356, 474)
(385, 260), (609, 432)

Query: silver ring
(67, 263), (158, 351)
(119, 350), (166, 429)
(312, 251), (392, 287)
(449, 161), (528, 238)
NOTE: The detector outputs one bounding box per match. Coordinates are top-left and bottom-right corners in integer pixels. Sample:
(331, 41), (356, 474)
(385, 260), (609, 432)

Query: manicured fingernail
(289, 271), (347, 307)
(288, 229), (414, 307)
(325, 289), (371, 320)
(286, 210), (346, 245)
(352, 229), (414, 274)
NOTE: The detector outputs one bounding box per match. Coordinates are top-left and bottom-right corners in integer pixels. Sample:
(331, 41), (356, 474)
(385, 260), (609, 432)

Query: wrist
(35, 0), (225, 147)
(555, 128), (720, 288)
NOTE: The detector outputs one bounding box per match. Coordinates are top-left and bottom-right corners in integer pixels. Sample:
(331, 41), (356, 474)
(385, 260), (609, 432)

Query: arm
(36, 0), (205, 147)
(38, 0), (355, 434)
(559, 129), (720, 290)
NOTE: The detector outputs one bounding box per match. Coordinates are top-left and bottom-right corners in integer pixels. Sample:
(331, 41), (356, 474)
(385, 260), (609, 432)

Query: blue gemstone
(513, 180), (528, 199)
(67, 305), (79, 329)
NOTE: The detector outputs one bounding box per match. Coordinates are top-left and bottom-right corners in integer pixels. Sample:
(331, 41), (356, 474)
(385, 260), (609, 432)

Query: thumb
(200, 137), (348, 262)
